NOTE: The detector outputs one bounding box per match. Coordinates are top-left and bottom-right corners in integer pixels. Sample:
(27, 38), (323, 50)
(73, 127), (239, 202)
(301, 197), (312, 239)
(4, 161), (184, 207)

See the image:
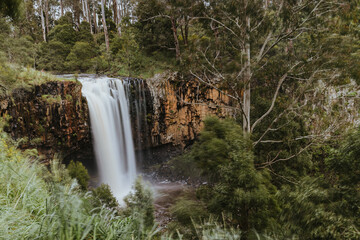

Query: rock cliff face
(147, 72), (233, 147)
(0, 81), (91, 162)
(140, 72), (234, 164)
(0, 73), (233, 165)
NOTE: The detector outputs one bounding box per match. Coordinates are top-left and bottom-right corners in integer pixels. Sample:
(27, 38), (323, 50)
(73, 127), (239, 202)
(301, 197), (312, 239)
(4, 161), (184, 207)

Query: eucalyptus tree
(191, 0), (344, 133)
(101, 0), (110, 51)
(135, 0), (204, 61)
(160, 0), (360, 186)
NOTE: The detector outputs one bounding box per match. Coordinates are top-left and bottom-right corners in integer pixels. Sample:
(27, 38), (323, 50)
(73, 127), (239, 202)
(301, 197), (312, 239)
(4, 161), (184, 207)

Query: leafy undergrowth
(0, 123), (251, 240)
(0, 126), (157, 239)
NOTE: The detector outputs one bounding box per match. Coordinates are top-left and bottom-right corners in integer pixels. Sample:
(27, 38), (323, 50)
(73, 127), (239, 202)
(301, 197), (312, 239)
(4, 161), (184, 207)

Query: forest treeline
(0, 0), (360, 239)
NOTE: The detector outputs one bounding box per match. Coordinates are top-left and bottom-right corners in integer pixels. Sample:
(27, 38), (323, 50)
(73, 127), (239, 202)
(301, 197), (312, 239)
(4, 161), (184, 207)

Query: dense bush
(37, 41), (69, 71)
(67, 160), (90, 190)
(48, 23), (77, 47)
(0, 126), (165, 239)
(124, 177), (155, 230)
(174, 117), (279, 236)
(66, 41), (97, 72)
(91, 183), (119, 209)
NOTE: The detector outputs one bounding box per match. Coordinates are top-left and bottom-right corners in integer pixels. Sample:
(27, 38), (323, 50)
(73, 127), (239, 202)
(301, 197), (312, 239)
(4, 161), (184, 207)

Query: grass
(0, 63), (79, 96)
(0, 122), (276, 239)
(0, 122), (161, 239)
(41, 94), (62, 104)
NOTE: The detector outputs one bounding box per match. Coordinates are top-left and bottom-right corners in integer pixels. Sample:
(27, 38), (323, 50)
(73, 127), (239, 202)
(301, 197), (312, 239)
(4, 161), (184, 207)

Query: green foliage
(0, 125), (163, 240)
(168, 192), (209, 238)
(0, 18), (35, 68)
(37, 41), (69, 71)
(0, 0), (23, 20)
(278, 177), (360, 240)
(66, 41), (97, 72)
(0, 59), (18, 93)
(170, 193), (208, 226)
(135, 0), (174, 54)
(78, 21), (95, 44)
(111, 24), (144, 76)
(124, 177), (155, 230)
(91, 183), (119, 209)
(56, 12), (74, 26)
(181, 117), (279, 234)
(332, 127), (360, 186)
(67, 160), (90, 190)
(48, 23), (77, 47)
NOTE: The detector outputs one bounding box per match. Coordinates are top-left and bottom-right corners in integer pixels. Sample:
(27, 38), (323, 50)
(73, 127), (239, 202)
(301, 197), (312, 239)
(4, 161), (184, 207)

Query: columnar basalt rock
(0, 80), (91, 161)
(142, 72), (235, 164)
(0, 74), (234, 165)
(146, 72), (234, 148)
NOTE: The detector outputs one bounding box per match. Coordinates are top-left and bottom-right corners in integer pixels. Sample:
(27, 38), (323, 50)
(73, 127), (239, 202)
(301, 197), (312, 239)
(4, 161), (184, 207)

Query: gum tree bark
(101, 0), (110, 51)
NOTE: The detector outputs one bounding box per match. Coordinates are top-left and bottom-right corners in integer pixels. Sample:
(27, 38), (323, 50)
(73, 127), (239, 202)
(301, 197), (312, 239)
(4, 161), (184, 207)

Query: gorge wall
(142, 72), (234, 164)
(0, 73), (234, 165)
(0, 80), (91, 162)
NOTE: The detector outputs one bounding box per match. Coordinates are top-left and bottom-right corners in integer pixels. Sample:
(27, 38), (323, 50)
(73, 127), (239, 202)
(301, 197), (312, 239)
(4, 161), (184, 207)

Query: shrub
(124, 177), (155, 230)
(182, 117), (279, 234)
(91, 183), (119, 209)
(48, 23), (77, 46)
(0, 127), (160, 240)
(37, 41), (69, 71)
(65, 41), (96, 72)
(67, 160), (90, 190)
(170, 194), (208, 226)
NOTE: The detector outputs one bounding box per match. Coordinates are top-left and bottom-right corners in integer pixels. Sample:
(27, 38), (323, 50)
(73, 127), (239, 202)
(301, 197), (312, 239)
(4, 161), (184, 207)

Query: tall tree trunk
(44, 0), (49, 35)
(112, 0), (121, 36)
(184, 15), (189, 46)
(60, 0), (64, 17)
(171, 16), (181, 62)
(93, 0), (98, 33)
(121, 0), (126, 18)
(243, 15), (251, 134)
(265, 0), (270, 8)
(40, 0), (47, 42)
(112, 0), (118, 24)
(82, 0), (86, 21)
(101, 0), (110, 51)
(86, 0), (93, 34)
(73, 0), (81, 29)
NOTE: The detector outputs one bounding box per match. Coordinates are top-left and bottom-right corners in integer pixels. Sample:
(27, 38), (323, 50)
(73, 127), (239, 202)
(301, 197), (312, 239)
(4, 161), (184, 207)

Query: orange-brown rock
(0, 80), (91, 161)
(146, 71), (234, 148)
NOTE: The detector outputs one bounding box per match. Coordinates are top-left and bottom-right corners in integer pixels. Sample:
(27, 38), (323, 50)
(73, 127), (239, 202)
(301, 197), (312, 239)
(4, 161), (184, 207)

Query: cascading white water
(80, 76), (137, 202)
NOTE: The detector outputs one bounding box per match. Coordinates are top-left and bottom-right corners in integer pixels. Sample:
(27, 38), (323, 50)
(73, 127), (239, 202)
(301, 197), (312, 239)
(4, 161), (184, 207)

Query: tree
(135, 0), (173, 54)
(39, 0), (47, 42)
(189, 0), (345, 134)
(111, 24), (143, 76)
(101, 0), (110, 51)
(48, 21), (77, 46)
(278, 177), (360, 239)
(37, 41), (69, 71)
(0, 0), (23, 20)
(176, 0), (360, 182)
(66, 41), (97, 71)
(186, 117), (278, 235)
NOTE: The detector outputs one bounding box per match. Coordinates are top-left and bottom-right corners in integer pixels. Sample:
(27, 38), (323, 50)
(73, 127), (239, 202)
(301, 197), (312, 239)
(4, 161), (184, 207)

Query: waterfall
(80, 76), (137, 202)
(124, 78), (151, 165)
